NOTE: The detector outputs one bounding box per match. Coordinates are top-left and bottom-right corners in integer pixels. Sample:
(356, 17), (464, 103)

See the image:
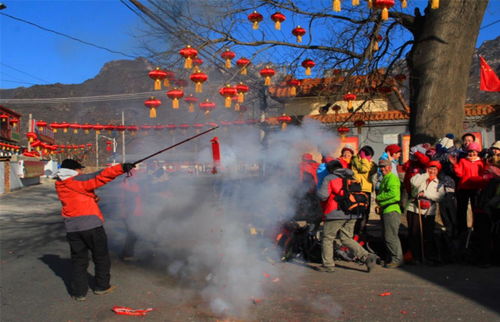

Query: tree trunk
(407, 0), (488, 145)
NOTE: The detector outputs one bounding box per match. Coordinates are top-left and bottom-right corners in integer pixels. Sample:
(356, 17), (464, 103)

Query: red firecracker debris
(112, 306), (154, 316)
(379, 292), (392, 296)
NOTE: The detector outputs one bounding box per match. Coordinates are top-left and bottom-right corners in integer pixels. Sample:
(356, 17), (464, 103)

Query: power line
(0, 12), (137, 59)
(0, 91), (160, 104)
(0, 62), (50, 83)
(481, 19), (500, 30)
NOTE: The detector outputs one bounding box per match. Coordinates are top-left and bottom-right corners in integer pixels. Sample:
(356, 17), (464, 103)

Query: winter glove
(122, 163), (136, 174)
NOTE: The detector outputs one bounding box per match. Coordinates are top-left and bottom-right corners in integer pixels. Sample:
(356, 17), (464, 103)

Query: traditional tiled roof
(307, 104), (494, 123)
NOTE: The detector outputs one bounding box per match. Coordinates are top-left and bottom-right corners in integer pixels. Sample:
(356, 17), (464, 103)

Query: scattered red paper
(252, 297), (262, 304)
(112, 306), (154, 316)
(263, 273), (270, 278)
(379, 292), (392, 296)
(401, 310), (408, 314)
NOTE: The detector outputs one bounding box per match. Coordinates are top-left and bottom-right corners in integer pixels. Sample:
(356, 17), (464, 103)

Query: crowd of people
(298, 134), (500, 272)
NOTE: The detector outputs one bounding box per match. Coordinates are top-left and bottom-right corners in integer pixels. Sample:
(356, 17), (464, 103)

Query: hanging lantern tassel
(154, 79), (161, 91)
(333, 0), (341, 12)
(150, 107), (157, 118)
(305, 67), (312, 76)
(275, 20), (281, 30)
(225, 97), (232, 108)
(235, 103), (240, 111)
(225, 59), (231, 69)
(373, 40), (379, 51)
(184, 57), (192, 69)
(296, 34), (302, 43)
(172, 99), (179, 109)
(290, 86), (297, 96)
(401, 0), (407, 8)
(241, 66), (247, 75)
(164, 79), (170, 87)
(188, 103), (195, 113)
(367, 0), (373, 8)
(204, 110), (211, 118)
(347, 100), (353, 111)
(352, 0), (359, 6)
(211, 137), (221, 174)
(195, 82), (203, 93)
(238, 92), (245, 103)
(431, 0), (439, 9)
(63, 128), (68, 133)
(381, 7), (389, 20)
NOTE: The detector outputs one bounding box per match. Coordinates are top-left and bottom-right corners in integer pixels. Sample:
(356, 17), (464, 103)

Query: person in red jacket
(55, 159), (135, 301)
(449, 142), (485, 236)
(337, 145), (354, 169)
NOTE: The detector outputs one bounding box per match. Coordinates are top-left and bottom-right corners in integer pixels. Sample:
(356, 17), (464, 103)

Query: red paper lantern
(93, 124), (105, 134)
(219, 85), (238, 108)
(184, 94), (199, 113)
(235, 82), (249, 103)
(0, 114), (8, 122)
(9, 118), (19, 128)
(292, 26), (306, 43)
(106, 140), (113, 152)
(353, 120), (366, 134)
(287, 78), (300, 96)
(343, 92), (357, 111)
(271, 12), (286, 30)
(148, 67), (168, 90)
(236, 57), (251, 75)
(248, 11), (263, 30)
(301, 59), (315, 76)
(36, 120), (47, 131)
(190, 70), (208, 93)
(69, 123), (81, 134)
(49, 122), (62, 133)
(373, 0), (395, 20)
(26, 132), (37, 143)
(277, 114), (292, 130)
(80, 124), (92, 134)
(179, 45), (198, 69)
(59, 122), (70, 133)
(166, 88), (184, 109)
(144, 97), (162, 118)
(260, 66), (275, 86)
(221, 49), (236, 68)
(199, 99), (216, 116)
(337, 126), (350, 138)
(192, 57), (204, 67)
(126, 125), (139, 136)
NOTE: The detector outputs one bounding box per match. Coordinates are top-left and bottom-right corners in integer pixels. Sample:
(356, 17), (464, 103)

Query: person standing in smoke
(54, 159), (135, 301)
(316, 160), (378, 273)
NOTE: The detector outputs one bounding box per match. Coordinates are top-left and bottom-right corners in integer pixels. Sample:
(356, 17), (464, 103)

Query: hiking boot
(72, 295), (86, 301)
(365, 254), (378, 272)
(316, 265), (336, 273)
(384, 261), (403, 269)
(94, 285), (117, 295)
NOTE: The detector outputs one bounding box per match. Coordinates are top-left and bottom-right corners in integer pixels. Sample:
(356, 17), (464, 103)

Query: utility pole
(28, 114), (32, 152)
(121, 111), (126, 162)
(95, 131), (99, 168)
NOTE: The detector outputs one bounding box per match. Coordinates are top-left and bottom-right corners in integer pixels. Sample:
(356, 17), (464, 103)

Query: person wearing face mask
(406, 161), (446, 264)
(449, 142), (485, 237)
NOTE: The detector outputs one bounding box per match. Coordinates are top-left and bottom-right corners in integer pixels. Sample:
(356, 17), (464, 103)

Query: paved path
(1, 180), (499, 321)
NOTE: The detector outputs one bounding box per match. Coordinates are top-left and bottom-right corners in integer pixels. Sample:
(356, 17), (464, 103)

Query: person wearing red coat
(55, 159), (135, 301)
(449, 142), (486, 236)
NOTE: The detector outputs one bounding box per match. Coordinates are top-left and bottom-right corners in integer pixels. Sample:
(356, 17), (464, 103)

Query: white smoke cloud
(103, 119), (341, 318)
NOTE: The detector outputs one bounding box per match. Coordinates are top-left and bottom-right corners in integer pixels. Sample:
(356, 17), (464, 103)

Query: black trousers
(66, 226), (111, 296)
(354, 192), (371, 237)
(456, 189), (479, 236)
(407, 211), (436, 262)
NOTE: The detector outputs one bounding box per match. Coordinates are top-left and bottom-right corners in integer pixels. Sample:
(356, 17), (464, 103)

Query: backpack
(336, 178), (370, 217)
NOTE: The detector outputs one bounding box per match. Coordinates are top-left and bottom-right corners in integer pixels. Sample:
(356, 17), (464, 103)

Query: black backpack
(336, 177), (370, 217)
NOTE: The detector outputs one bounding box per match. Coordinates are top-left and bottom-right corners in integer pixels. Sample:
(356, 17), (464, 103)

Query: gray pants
(322, 219), (368, 267)
(381, 211), (403, 264)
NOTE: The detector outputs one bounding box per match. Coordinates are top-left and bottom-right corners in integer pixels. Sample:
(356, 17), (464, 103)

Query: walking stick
(132, 126), (219, 165)
(417, 200), (426, 263)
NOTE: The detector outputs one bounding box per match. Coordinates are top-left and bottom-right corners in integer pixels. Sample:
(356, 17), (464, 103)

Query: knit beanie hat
(385, 144), (401, 155)
(467, 142), (481, 152)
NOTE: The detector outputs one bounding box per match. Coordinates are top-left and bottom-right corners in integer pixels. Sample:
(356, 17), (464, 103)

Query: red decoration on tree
(373, 34), (383, 51)
(287, 78), (300, 96)
(292, 26), (306, 43)
(248, 11), (263, 30)
(219, 85), (238, 108)
(93, 124), (105, 134)
(190, 70), (208, 93)
(179, 45), (198, 69)
(9, 118), (19, 128)
(373, 0), (395, 20)
(260, 66), (275, 86)
(199, 99), (216, 117)
(166, 88), (184, 109)
(235, 82), (249, 103)
(236, 57), (251, 75)
(184, 94), (199, 113)
(337, 126), (350, 138)
(353, 120), (365, 134)
(221, 49), (236, 68)
(343, 92), (357, 111)
(302, 59), (315, 76)
(192, 57), (204, 67)
(277, 114), (292, 130)
(59, 122), (70, 133)
(0, 114), (8, 122)
(271, 12), (286, 30)
(144, 97), (162, 118)
(80, 124), (92, 134)
(26, 132), (37, 143)
(148, 67), (168, 90)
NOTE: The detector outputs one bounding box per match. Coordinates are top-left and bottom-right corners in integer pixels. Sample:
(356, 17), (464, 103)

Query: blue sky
(1, 0), (499, 90)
